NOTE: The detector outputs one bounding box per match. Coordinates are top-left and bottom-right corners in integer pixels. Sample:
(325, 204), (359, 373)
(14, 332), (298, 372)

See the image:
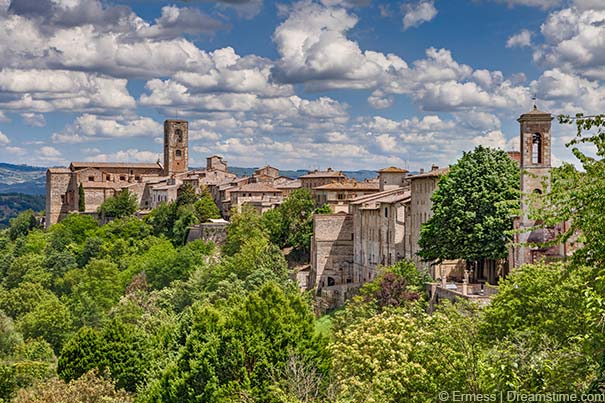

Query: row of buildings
(46, 106), (571, 308)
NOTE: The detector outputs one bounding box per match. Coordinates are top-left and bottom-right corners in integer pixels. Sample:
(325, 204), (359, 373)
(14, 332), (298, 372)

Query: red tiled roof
(233, 182), (282, 193)
(70, 162), (162, 170)
(299, 169), (346, 179)
(314, 180), (379, 191)
(378, 166), (408, 173)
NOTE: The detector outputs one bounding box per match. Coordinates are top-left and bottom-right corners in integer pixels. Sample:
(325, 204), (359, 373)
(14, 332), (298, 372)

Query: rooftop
(314, 180), (379, 191)
(378, 166), (408, 173)
(299, 168), (346, 179)
(233, 182), (281, 193)
(411, 166), (449, 179)
(70, 162), (162, 170)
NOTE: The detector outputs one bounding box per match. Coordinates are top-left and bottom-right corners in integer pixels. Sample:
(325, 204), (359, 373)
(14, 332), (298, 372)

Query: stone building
(378, 166), (409, 191)
(229, 182), (284, 215)
(510, 106), (571, 268)
(406, 165), (448, 268)
(299, 168), (346, 198)
(253, 165), (280, 182)
(313, 180), (380, 213)
(351, 188), (411, 283)
(46, 120), (236, 226)
(309, 213), (355, 307)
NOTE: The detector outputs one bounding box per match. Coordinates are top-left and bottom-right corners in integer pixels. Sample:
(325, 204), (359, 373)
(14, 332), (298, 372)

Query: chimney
(431, 164), (439, 172)
(420, 168), (425, 174)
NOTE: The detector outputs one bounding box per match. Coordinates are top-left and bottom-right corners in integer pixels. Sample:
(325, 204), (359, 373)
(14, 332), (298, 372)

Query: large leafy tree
(141, 282), (328, 403)
(98, 190), (138, 219)
(418, 146), (520, 264)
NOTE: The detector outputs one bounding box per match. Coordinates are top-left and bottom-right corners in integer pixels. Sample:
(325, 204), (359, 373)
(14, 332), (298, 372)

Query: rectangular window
(106, 175), (111, 181)
(88, 176), (95, 182)
(119, 176), (126, 181)
(384, 207), (388, 217)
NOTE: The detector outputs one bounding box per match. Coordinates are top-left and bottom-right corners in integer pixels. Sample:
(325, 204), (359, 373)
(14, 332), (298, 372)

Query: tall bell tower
(513, 105), (554, 268)
(163, 119), (188, 176)
(518, 105), (552, 195)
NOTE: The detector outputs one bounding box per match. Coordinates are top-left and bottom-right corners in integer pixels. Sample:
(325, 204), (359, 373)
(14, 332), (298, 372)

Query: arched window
(532, 133), (542, 164)
(175, 129), (183, 142)
(175, 149), (182, 159)
(533, 188), (542, 194)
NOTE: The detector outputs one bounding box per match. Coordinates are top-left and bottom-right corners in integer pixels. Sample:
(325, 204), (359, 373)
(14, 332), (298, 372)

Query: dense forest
(0, 118), (604, 401)
(0, 194), (45, 228)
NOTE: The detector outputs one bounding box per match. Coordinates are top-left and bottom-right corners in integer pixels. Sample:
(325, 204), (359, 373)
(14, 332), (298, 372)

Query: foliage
(145, 187), (220, 246)
(98, 190), (139, 219)
(418, 146), (520, 263)
(8, 210), (39, 241)
(142, 282), (328, 403)
(330, 303), (482, 403)
(531, 113), (605, 389)
(194, 190), (221, 223)
(17, 296), (73, 353)
(223, 206), (268, 256)
(58, 320), (150, 392)
(0, 194), (45, 229)
(261, 188), (328, 253)
(78, 183), (85, 212)
(64, 259), (122, 327)
(481, 262), (592, 343)
(14, 369), (133, 403)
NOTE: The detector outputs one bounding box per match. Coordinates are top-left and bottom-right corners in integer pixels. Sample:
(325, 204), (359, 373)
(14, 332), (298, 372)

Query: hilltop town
(45, 106), (572, 310)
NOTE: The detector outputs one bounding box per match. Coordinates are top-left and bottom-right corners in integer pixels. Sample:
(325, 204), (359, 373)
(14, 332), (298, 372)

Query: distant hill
(0, 193), (45, 228)
(0, 163), (46, 195)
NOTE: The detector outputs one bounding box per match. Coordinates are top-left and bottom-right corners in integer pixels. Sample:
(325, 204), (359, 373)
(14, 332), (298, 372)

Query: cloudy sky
(0, 0), (603, 170)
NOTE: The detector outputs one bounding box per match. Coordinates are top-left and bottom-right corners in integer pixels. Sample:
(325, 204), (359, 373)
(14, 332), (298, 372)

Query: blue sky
(0, 0), (603, 170)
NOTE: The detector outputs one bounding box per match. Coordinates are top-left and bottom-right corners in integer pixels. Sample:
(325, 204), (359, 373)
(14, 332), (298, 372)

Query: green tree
(262, 188), (324, 253)
(78, 183), (85, 212)
(193, 190), (221, 223)
(8, 210), (38, 241)
(330, 303), (482, 403)
(418, 146), (520, 266)
(14, 369), (133, 403)
(143, 283), (327, 403)
(98, 190), (138, 219)
(223, 206), (268, 256)
(64, 259), (122, 327)
(530, 113), (605, 390)
(176, 183), (199, 207)
(58, 320), (150, 393)
(17, 296), (73, 353)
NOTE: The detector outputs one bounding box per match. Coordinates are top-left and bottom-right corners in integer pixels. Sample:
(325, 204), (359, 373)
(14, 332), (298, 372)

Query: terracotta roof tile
(70, 162), (162, 170)
(233, 182), (282, 193)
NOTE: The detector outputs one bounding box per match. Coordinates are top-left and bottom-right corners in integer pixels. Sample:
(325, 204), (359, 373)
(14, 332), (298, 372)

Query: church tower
(163, 120), (188, 176)
(512, 105), (554, 268)
(518, 105), (552, 195)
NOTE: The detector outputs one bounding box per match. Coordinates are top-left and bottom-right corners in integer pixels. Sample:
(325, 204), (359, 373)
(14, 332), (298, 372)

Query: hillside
(0, 162), (46, 195)
(0, 193), (45, 228)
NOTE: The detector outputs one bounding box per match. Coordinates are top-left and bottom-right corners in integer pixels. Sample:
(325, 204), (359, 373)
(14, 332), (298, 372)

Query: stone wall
(187, 221), (229, 244)
(309, 213), (354, 290)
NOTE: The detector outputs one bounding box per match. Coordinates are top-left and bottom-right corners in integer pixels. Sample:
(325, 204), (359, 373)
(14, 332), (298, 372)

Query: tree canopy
(98, 190), (138, 220)
(418, 145), (520, 263)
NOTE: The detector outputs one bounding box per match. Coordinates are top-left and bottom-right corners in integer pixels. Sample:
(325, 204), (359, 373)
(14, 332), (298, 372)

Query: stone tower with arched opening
(163, 119), (189, 176)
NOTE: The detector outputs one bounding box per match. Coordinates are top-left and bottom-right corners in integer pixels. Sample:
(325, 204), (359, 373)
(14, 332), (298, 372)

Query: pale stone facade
(314, 180), (379, 213)
(230, 182), (284, 215)
(351, 188), (411, 283)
